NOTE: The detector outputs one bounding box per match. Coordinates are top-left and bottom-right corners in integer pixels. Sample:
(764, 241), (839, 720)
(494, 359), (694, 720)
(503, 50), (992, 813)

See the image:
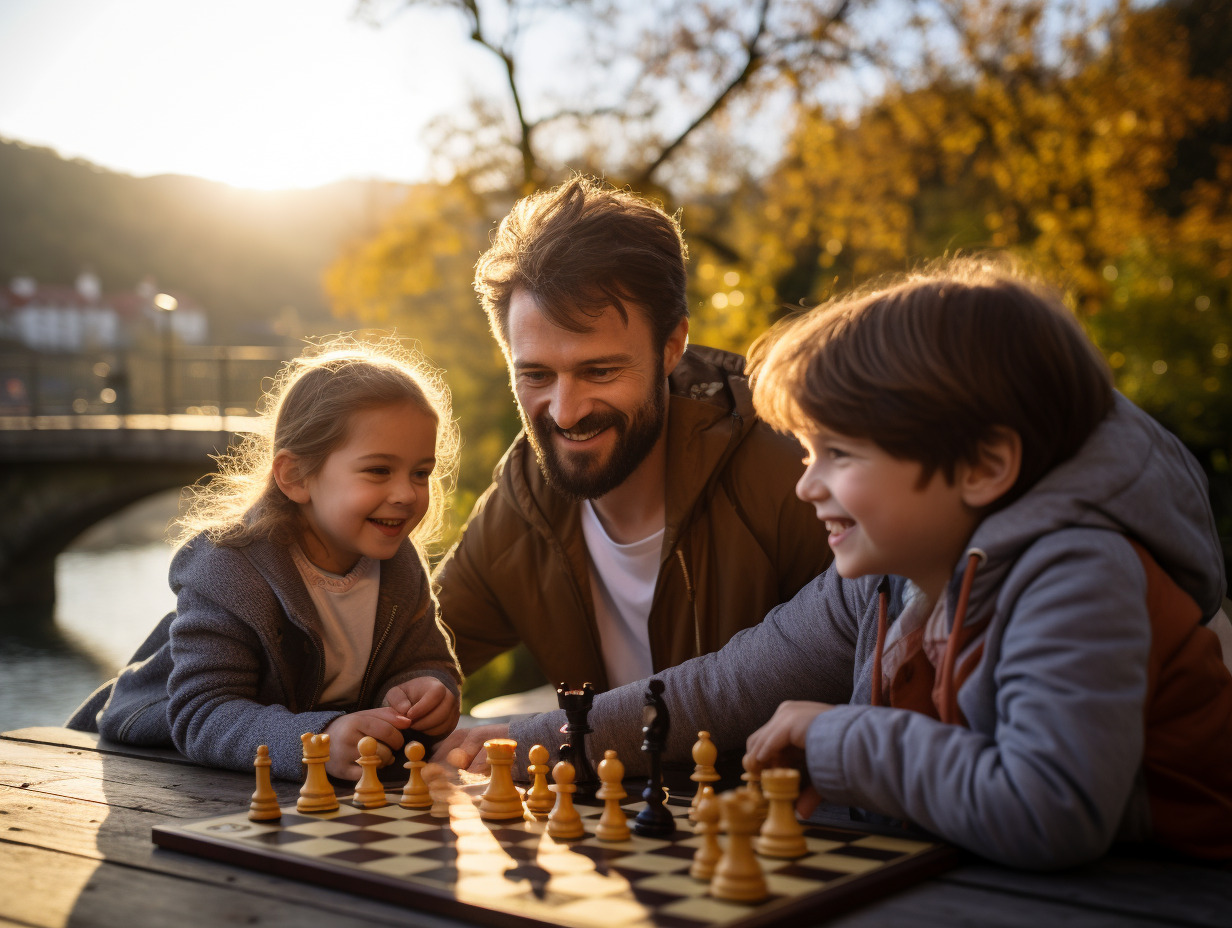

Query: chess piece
(547, 759), (585, 839)
(741, 752), (768, 823)
(248, 744), (281, 822)
(689, 731), (720, 822)
(556, 683), (599, 803)
(595, 749), (631, 842)
(400, 741), (431, 809)
(297, 732), (339, 813)
(478, 738), (525, 820)
(525, 744), (554, 815)
(633, 678), (675, 837)
(352, 736), (388, 809)
(711, 788), (768, 902)
(689, 785), (721, 881)
(756, 768), (809, 858)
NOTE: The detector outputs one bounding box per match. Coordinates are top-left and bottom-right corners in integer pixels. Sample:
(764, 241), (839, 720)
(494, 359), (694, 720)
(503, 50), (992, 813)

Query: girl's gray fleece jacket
(68, 535), (462, 781)
(509, 394), (1228, 868)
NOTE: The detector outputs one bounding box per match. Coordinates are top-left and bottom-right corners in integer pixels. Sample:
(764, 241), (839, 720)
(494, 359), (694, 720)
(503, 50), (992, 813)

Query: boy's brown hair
(473, 175), (688, 355)
(748, 255), (1114, 507)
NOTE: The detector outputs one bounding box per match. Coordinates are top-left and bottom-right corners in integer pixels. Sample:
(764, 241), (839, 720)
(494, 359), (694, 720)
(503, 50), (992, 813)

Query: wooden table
(3, 726), (1230, 928)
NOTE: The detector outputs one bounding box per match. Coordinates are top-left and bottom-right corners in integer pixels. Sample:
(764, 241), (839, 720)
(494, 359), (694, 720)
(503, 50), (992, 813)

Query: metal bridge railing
(0, 345), (293, 420)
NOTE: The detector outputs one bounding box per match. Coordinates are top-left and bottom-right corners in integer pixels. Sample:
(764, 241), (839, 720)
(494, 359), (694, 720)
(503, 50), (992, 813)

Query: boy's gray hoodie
(511, 394), (1228, 867)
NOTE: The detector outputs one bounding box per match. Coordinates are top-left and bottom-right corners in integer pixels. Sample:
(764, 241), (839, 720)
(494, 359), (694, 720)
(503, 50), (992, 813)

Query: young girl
(68, 335), (463, 781)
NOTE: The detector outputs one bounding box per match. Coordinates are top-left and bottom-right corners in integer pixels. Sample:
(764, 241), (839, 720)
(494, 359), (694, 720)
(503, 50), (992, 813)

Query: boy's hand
(383, 677), (459, 737)
(322, 707), (412, 780)
(745, 700), (833, 770)
(429, 723), (510, 774)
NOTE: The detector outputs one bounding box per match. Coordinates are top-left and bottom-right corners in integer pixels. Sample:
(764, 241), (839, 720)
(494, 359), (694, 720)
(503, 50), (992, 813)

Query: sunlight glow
(0, 0), (477, 189)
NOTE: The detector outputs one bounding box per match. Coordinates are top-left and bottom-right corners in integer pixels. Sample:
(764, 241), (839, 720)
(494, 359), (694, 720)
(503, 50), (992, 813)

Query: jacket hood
(495, 344), (758, 545)
(964, 392), (1226, 619)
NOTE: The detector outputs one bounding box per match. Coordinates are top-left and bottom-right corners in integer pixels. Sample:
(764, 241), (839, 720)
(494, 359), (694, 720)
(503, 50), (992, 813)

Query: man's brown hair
(473, 176), (689, 353)
(749, 255), (1115, 507)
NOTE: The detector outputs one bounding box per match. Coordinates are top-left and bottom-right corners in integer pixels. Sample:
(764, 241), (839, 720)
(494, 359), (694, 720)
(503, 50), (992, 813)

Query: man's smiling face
(506, 288), (667, 501)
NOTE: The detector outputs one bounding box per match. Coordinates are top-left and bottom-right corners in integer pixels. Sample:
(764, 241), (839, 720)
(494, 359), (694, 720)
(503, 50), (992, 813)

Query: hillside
(0, 138), (413, 342)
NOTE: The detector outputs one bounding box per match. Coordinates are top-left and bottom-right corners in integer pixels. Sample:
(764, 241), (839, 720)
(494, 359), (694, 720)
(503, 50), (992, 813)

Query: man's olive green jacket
(434, 345), (832, 690)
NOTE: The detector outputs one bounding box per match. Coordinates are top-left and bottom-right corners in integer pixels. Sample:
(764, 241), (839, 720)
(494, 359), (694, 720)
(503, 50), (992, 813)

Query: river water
(0, 491), (179, 733)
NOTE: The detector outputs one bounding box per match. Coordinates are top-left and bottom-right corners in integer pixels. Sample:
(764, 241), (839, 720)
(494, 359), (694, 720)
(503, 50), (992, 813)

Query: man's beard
(523, 375), (667, 502)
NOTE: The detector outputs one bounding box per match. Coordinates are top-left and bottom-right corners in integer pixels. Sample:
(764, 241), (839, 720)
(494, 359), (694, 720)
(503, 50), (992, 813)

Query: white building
(0, 272), (208, 352)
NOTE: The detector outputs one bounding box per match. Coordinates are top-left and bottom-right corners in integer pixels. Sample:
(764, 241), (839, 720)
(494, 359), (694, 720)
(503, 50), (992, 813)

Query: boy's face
(794, 425), (981, 603)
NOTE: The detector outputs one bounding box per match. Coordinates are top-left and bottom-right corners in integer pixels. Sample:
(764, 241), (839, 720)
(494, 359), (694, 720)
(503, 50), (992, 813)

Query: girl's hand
(322, 707), (412, 780)
(745, 700), (833, 770)
(384, 677), (460, 737)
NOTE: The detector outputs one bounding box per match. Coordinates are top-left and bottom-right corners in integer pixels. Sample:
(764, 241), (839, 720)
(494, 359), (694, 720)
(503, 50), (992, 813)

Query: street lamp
(154, 293), (178, 416)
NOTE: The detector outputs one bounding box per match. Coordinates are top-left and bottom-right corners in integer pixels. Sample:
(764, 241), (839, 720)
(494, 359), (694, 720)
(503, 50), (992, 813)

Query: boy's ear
(271, 450), (311, 504)
(961, 427), (1021, 509)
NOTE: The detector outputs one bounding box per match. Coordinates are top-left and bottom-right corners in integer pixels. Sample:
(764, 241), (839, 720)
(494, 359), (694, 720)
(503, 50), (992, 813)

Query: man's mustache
(535, 410), (626, 436)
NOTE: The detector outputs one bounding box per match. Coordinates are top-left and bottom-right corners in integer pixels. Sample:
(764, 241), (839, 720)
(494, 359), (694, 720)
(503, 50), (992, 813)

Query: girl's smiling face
(794, 425), (981, 603)
(284, 400), (437, 574)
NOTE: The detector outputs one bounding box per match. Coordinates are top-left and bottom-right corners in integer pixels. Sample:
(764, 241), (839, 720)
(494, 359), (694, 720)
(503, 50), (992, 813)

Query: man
(434, 176), (830, 712)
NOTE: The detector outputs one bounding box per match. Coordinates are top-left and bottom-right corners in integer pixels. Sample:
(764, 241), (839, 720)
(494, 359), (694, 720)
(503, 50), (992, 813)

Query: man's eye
(588, 367), (617, 379)
(519, 371), (549, 384)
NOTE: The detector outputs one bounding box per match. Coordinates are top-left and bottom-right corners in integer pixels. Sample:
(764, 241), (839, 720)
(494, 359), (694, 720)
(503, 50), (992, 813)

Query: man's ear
(272, 450), (311, 504)
(961, 427), (1021, 509)
(662, 317), (689, 377)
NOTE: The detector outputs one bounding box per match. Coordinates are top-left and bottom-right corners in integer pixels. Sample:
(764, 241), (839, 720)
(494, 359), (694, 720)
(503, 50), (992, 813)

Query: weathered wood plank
(0, 737), (272, 818)
(939, 861), (1232, 928)
(2, 727), (195, 766)
(0, 840), (464, 928)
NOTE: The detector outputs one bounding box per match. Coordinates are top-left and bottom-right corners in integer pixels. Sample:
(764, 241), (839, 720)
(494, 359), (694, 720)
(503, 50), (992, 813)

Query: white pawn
(741, 752), (768, 823)
(595, 749), (630, 842)
(248, 744), (281, 822)
(352, 736), (388, 809)
(525, 744), (554, 815)
(711, 788), (768, 903)
(548, 759), (585, 839)
(689, 785), (721, 881)
(400, 741), (431, 809)
(755, 767), (808, 858)
(689, 731), (720, 822)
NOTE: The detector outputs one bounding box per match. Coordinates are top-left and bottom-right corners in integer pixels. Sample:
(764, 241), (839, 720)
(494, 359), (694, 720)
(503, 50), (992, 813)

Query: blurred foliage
(335, 0), (1232, 700)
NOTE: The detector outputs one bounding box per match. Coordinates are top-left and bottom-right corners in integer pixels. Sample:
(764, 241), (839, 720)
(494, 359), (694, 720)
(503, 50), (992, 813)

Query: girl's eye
(825, 447), (849, 461)
(367, 466), (391, 475)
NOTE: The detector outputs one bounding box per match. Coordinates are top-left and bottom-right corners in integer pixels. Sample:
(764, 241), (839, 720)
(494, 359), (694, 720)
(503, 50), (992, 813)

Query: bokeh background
(1, 0), (1229, 722)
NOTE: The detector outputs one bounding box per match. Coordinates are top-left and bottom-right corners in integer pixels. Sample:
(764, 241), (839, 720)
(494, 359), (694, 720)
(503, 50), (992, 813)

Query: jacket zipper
(675, 548), (700, 656)
(357, 603), (398, 708)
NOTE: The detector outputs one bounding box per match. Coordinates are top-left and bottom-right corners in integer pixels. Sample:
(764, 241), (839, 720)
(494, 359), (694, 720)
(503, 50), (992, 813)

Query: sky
(0, 0), (493, 190)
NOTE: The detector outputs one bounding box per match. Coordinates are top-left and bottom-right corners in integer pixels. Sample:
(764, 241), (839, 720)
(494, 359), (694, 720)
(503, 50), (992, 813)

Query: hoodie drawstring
(871, 577), (891, 707)
(870, 551), (984, 724)
(938, 551), (984, 725)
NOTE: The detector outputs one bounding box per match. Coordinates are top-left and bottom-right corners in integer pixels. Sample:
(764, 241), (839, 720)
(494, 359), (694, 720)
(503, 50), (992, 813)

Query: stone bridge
(0, 414), (255, 613)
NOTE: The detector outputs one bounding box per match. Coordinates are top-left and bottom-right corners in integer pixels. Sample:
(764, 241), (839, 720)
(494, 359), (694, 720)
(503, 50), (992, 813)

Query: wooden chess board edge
(151, 822), (550, 928)
(734, 844), (963, 928)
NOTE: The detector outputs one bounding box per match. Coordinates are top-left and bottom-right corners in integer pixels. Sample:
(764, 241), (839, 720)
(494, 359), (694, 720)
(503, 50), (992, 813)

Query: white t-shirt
(291, 545), (379, 706)
(579, 500), (664, 687)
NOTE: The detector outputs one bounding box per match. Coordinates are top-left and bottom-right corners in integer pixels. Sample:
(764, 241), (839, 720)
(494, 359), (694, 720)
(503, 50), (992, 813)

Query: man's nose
(548, 378), (591, 429)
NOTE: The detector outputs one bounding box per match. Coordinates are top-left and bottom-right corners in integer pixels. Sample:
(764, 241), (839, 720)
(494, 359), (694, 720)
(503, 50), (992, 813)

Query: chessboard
(152, 783), (958, 928)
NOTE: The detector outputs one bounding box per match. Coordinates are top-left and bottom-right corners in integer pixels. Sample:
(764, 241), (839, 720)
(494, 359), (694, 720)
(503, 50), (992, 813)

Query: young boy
(475, 255), (1232, 868)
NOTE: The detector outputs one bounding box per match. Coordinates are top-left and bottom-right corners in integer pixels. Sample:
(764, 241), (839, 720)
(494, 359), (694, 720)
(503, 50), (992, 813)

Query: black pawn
(633, 678), (674, 837)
